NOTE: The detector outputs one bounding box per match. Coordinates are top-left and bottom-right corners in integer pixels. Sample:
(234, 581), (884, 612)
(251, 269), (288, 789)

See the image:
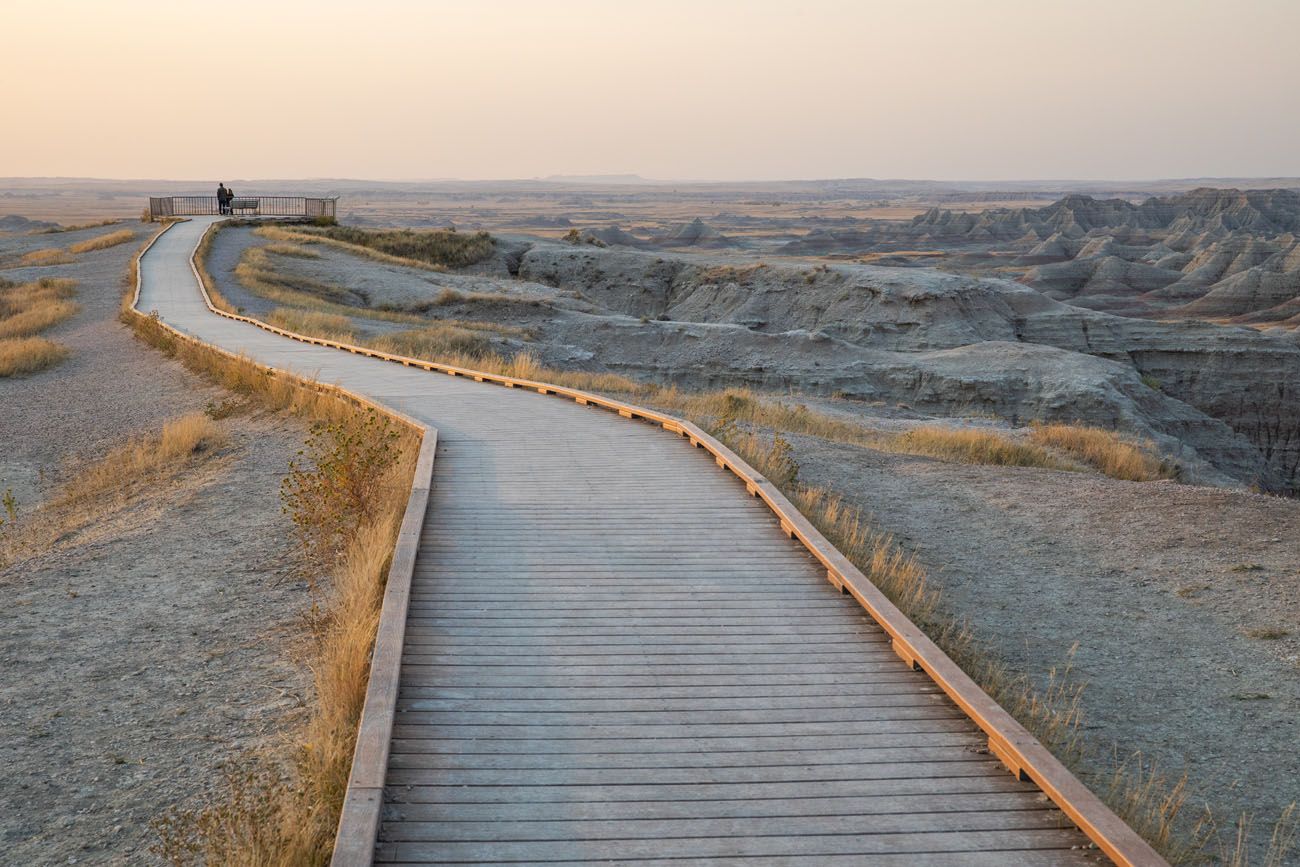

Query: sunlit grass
(69, 228), (135, 253)
(19, 247), (76, 266)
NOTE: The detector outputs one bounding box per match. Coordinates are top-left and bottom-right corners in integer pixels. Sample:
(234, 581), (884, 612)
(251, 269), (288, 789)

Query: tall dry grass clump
(892, 425), (1067, 469)
(0, 277), (79, 376)
(19, 247), (76, 266)
(371, 323), (495, 360)
(69, 228), (135, 253)
(1029, 422), (1174, 481)
(0, 276), (79, 338)
(0, 337), (68, 376)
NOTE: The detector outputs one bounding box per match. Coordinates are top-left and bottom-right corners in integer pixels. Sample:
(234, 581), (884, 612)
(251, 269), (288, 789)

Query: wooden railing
(148, 195), (337, 219)
(148, 217), (1169, 867)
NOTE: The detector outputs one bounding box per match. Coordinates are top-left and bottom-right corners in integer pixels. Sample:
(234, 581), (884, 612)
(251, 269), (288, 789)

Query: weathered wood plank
(374, 828), (1095, 862)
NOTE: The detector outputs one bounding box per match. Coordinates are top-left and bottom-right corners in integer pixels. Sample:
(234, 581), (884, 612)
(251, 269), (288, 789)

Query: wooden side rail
(128, 221), (437, 867)
(173, 219), (1167, 867)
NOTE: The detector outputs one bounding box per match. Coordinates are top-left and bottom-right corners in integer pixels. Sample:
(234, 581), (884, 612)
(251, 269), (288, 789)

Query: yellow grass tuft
(1029, 422), (1174, 481)
(892, 425), (1068, 469)
(263, 242), (321, 259)
(37, 218), (121, 234)
(0, 277), (79, 375)
(0, 277), (79, 339)
(266, 307), (356, 343)
(68, 228), (136, 254)
(372, 323), (494, 360)
(0, 337), (69, 376)
(53, 414), (227, 510)
(19, 247), (76, 266)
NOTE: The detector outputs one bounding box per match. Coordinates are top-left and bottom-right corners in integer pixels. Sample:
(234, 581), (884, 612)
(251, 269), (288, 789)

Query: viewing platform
(147, 195), (337, 220)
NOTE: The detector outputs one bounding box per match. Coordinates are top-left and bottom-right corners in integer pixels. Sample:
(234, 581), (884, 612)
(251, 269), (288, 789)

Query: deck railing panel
(148, 195), (337, 219)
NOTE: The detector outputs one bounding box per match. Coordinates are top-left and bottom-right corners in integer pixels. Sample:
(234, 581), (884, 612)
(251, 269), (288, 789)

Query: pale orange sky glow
(3, 0), (1298, 181)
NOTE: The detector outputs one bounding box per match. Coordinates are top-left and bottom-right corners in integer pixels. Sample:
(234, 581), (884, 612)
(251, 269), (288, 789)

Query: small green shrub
(281, 410), (401, 565)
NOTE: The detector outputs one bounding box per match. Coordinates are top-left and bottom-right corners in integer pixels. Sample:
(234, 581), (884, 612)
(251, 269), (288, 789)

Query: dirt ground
(789, 432), (1299, 854)
(0, 225), (312, 864)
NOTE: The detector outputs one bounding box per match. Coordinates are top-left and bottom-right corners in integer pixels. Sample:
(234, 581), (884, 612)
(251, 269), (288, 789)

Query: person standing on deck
(216, 183), (229, 215)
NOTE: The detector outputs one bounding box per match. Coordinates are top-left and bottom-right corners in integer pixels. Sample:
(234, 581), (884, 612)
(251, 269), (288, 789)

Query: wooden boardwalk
(139, 218), (1118, 865)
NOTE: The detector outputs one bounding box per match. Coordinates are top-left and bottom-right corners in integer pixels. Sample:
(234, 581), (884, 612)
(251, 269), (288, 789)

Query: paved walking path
(139, 218), (1100, 864)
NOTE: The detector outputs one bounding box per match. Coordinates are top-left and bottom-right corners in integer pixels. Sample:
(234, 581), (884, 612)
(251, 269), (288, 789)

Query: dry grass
(1103, 757), (1205, 862)
(0, 413), (228, 569)
(1244, 626), (1290, 640)
(263, 243), (321, 259)
(1029, 422), (1174, 481)
(892, 425), (1068, 469)
(19, 247), (76, 266)
(37, 218), (121, 234)
(195, 221), (236, 314)
(68, 228), (136, 253)
(236, 248), (354, 305)
(266, 308), (356, 343)
(371, 323), (495, 360)
(54, 414), (226, 509)
(0, 277), (79, 375)
(251, 225), (461, 273)
(298, 225), (495, 269)
(0, 336), (69, 377)
(0, 277), (79, 339)
(699, 263), (769, 283)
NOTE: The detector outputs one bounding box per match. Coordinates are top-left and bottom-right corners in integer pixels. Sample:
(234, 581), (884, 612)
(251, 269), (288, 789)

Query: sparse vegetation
(0, 413), (228, 568)
(300, 224), (495, 268)
(19, 247), (76, 266)
(0, 277), (79, 376)
(68, 228), (135, 253)
(1244, 627), (1290, 640)
(265, 308), (356, 343)
(37, 218), (121, 234)
(1029, 422), (1174, 481)
(253, 223), (494, 271)
(0, 336), (69, 378)
(371, 324), (495, 360)
(0, 277), (79, 339)
(893, 425), (1068, 469)
(263, 242), (321, 259)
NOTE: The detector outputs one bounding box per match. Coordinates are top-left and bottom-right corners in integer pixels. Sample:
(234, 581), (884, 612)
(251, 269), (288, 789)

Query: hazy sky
(3, 0), (1298, 181)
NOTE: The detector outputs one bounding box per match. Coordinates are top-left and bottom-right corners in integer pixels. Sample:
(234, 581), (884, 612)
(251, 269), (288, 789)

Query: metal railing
(148, 195), (337, 219)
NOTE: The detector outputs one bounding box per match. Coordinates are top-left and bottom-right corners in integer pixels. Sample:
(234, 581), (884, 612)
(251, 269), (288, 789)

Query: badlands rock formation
(502, 242), (1299, 490)
(814, 189), (1300, 329)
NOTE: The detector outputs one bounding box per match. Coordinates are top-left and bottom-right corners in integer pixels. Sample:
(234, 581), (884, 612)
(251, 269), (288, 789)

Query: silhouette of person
(217, 183), (229, 214)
